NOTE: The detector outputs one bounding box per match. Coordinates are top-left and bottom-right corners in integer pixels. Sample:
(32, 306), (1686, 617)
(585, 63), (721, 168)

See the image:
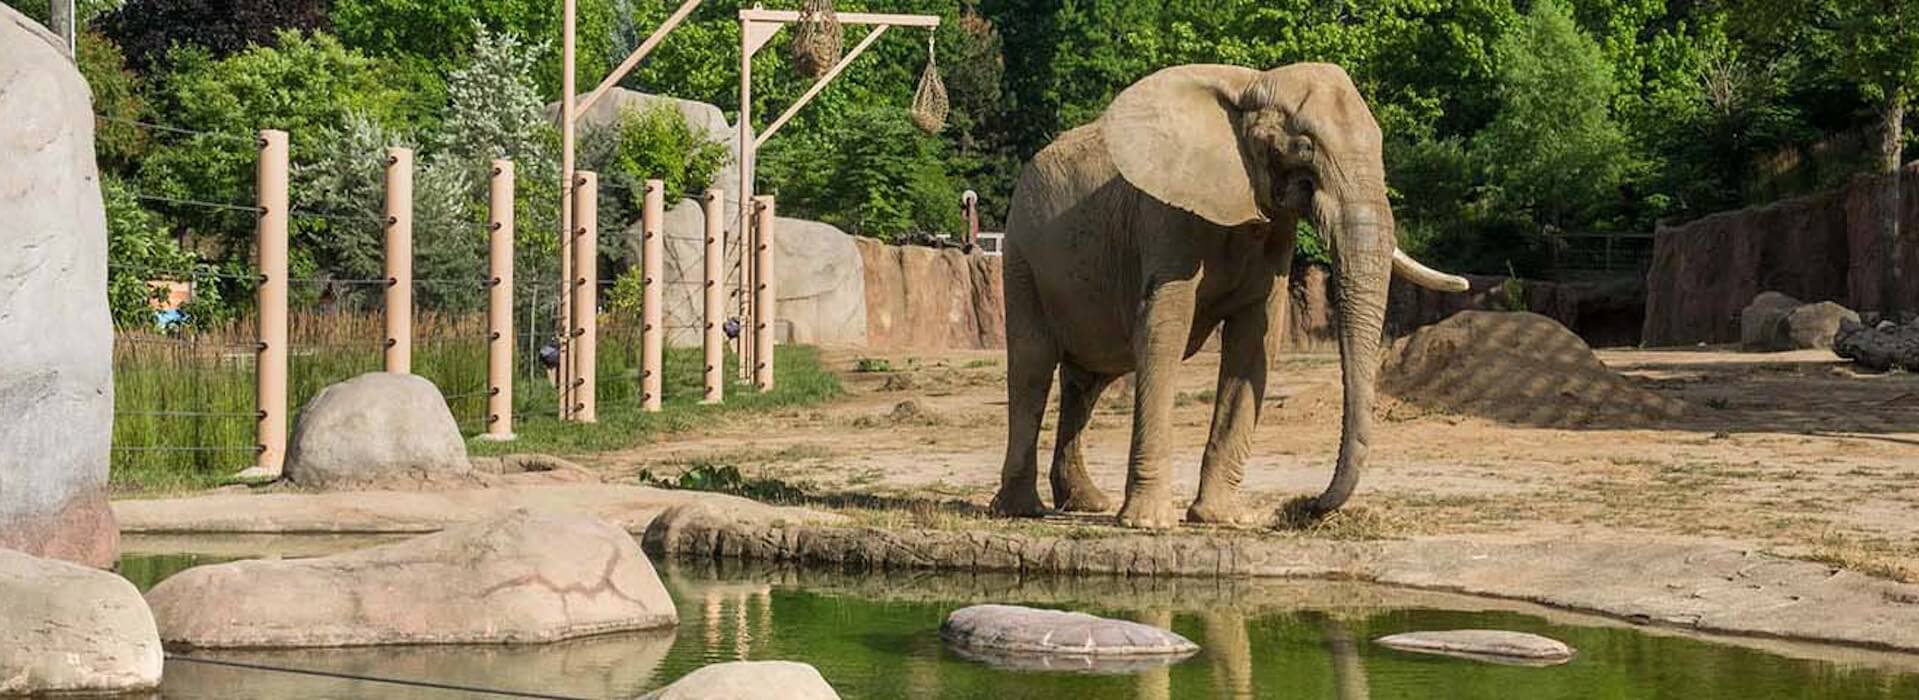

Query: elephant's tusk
(1393, 249), (1470, 293)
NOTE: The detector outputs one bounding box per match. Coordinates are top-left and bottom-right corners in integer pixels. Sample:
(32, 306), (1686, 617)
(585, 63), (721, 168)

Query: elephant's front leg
(1117, 275), (1200, 529)
(1187, 288), (1282, 525)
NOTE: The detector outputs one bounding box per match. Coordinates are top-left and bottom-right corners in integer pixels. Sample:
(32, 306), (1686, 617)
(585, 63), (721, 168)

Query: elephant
(992, 63), (1468, 528)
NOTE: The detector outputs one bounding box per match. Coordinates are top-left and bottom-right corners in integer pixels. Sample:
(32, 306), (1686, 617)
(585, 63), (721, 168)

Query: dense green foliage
(603, 103), (732, 208)
(11, 0), (1916, 328)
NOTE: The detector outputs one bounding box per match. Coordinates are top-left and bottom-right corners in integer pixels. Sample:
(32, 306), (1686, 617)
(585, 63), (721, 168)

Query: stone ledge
(642, 508), (1919, 655)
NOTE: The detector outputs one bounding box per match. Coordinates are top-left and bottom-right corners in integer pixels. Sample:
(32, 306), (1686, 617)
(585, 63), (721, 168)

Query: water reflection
(125, 554), (1919, 700)
(162, 630), (674, 700)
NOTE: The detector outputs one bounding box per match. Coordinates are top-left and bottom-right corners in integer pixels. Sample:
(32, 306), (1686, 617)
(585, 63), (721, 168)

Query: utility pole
(48, 0), (75, 53)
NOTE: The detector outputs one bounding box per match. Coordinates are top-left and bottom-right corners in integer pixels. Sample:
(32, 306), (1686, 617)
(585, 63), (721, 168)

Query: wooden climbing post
(383, 147), (414, 374)
(642, 179), (665, 412)
(753, 196), (776, 391)
(702, 189), (725, 404)
(252, 129), (289, 479)
(484, 159), (516, 441)
(570, 171), (599, 423)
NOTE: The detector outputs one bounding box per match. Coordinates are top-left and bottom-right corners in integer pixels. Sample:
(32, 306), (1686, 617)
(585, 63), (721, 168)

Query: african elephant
(992, 63), (1468, 528)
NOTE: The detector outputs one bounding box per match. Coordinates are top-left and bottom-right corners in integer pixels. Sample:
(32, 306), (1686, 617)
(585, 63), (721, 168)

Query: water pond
(120, 546), (1919, 700)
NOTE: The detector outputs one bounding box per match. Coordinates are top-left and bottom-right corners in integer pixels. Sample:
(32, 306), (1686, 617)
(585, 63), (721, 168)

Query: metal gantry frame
(557, 2), (940, 407)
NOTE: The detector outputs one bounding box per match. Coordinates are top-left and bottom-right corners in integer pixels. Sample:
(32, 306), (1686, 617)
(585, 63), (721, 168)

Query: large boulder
(1783, 300), (1859, 350)
(284, 372), (473, 489)
(145, 510), (678, 647)
(638, 661), (840, 700)
(0, 6), (118, 567)
(0, 549), (163, 694)
(1740, 291), (1805, 351)
(626, 200), (868, 348)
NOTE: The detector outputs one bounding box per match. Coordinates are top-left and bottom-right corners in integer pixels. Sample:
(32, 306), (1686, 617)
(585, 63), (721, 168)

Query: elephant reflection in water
(1131, 610), (1370, 699)
(698, 582), (774, 661)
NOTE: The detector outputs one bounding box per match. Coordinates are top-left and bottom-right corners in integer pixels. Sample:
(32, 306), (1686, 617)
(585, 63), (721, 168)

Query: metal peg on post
(753, 195), (776, 392)
(383, 147), (414, 374)
(250, 129), (290, 479)
(483, 160), (516, 441)
(642, 179), (665, 412)
(570, 172), (599, 423)
(702, 189), (725, 404)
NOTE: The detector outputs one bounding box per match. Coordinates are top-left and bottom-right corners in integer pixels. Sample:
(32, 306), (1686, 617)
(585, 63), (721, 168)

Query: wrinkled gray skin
(993, 63), (1468, 528)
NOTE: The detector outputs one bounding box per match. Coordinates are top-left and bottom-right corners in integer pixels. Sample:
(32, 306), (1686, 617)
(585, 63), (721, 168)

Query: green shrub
(604, 102), (731, 208)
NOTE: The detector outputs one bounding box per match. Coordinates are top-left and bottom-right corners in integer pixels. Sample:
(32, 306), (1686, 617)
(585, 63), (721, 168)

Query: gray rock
(940, 604), (1199, 663)
(625, 200), (867, 348)
(637, 661), (839, 700)
(1783, 300), (1859, 350)
(1740, 291), (1803, 351)
(145, 510), (678, 647)
(1374, 629), (1574, 665)
(284, 372), (473, 490)
(0, 548), (163, 694)
(0, 5), (118, 568)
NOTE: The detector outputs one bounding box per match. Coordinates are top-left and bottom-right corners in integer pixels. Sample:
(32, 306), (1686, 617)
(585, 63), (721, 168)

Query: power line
(163, 656), (595, 700)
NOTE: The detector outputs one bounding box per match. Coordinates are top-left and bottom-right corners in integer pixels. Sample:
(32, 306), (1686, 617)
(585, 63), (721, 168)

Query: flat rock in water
(1374, 629), (1574, 665)
(146, 510), (677, 647)
(0, 548), (163, 695)
(637, 661), (840, 700)
(940, 605), (1199, 665)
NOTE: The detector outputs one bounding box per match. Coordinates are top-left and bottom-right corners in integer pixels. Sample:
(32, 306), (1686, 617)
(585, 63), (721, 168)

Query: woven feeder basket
(791, 0), (843, 78)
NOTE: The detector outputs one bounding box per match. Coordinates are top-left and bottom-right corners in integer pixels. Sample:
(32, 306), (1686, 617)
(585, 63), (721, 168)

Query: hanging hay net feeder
(791, 0), (844, 79)
(910, 33), (949, 134)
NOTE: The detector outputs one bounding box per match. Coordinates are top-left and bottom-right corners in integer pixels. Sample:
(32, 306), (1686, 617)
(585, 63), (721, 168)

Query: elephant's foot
(1051, 474), (1113, 513)
(1116, 495), (1178, 530)
(1185, 496), (1252, 527)
(990, 488), (1048, 518)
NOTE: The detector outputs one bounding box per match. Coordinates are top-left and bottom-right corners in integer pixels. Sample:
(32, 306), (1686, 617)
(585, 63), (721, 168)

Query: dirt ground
(588, 343), (1919, 582)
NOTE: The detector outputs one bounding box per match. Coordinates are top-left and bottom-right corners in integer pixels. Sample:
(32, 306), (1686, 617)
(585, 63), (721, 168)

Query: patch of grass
(470, 344), (841, 458)
(636, 460), (808, 504)
(1800, 531), (1919, 583)
(962, 358), (999, 369)
(854, 357), (893, 373)
(109, 305), (842, 496)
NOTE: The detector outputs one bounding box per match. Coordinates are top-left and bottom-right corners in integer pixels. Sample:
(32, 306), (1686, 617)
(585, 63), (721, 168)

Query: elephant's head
(1100, 63), (1468, 516)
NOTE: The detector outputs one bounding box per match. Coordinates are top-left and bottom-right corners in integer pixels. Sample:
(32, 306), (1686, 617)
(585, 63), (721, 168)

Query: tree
(76, 29), (149, 173)
(99, 0), (331, 71)
(135, 31), (443, 253)
(1474, 0), (1633, 230)
(102, 176), (195, 327)
(329, 0), (618, 98)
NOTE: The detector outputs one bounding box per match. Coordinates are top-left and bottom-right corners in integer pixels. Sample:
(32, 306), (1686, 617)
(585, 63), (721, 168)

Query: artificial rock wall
(0, 6), (119, 567)
(1643, 164), (1919, 346)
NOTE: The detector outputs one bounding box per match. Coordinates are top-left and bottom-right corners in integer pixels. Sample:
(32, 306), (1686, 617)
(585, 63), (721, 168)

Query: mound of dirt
(1380, 311), (1687, 427)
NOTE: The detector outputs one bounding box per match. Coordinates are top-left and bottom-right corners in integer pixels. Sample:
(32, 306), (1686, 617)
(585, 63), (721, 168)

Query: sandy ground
(589, 344), (1919, 581)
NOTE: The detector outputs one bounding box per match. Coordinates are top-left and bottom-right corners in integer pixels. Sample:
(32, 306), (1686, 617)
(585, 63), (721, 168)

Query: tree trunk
(1879, 94), (1906, 313)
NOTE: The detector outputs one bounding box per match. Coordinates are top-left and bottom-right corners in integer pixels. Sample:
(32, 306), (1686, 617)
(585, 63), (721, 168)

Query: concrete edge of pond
(641, 508), (1919, 661)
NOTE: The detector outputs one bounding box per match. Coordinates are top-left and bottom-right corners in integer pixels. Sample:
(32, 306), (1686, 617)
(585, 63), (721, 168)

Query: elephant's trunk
(1312, 197), (1393, 516)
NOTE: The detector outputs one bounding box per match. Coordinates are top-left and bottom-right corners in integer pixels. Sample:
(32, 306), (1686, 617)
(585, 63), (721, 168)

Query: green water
(123, 554), (1919, 699)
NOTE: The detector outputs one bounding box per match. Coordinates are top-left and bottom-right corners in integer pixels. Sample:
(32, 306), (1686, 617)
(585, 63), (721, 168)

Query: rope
(112, 446), (257, 453)
(115, 411), (254, 418)
(96, 116), (257, 144)
(132, 193), (261, 214)
(163, 656), (594, 700)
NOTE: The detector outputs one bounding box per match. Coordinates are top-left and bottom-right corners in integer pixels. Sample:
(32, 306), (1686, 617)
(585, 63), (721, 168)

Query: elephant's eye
(1289, 135), (1320, 161)
(1289, 136), (1315, 161)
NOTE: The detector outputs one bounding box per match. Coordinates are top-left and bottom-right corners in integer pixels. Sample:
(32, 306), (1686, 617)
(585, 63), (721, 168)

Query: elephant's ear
(1101, 64), (1265, 227)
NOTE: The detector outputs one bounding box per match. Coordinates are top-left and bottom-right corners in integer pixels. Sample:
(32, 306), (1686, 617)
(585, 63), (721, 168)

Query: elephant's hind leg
(992, 255), (1057, 518)
(1049, 364), (1116, 513)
